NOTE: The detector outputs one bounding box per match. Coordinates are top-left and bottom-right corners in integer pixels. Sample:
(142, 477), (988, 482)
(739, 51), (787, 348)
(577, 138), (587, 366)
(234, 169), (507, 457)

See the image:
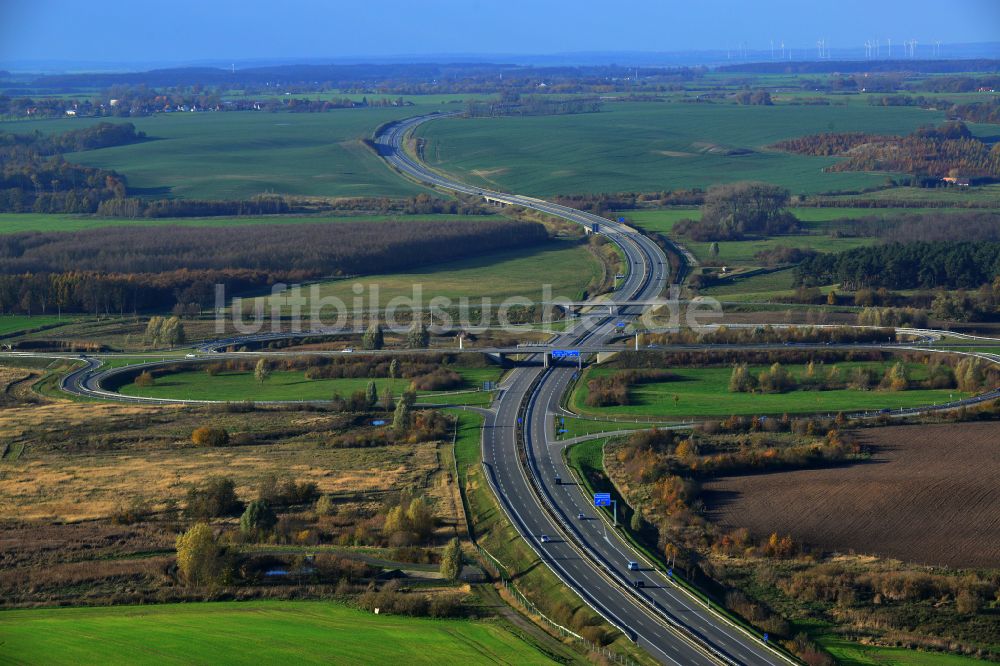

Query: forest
(0, 122), (145, 213)
(828, 211), (1000, 243)
(796, 241), (1000, 290)
(771, 121), (1000, 181)
(0, 218), (548, 314)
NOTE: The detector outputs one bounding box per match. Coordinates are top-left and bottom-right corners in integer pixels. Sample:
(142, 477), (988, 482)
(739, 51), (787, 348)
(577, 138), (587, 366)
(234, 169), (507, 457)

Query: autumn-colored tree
(176, 523), (225, 585)
(254, 358), (270, 384)
(134, 370), (155, 387)
(191, 426), (230, 447)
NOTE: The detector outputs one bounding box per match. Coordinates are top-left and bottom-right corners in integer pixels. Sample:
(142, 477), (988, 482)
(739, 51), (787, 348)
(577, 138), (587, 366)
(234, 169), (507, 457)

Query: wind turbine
(780, 40), (785, 60)
(887, 37), (891, 58)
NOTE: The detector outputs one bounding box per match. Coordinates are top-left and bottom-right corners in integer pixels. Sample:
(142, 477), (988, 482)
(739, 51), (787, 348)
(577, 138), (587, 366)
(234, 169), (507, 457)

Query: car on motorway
(577, 512), (586, 520)
(634, 580), (645, 588)
(627, 561), (640, 571)
(539, 535), (551, 544)
(341, 348), (354, 353)
(184, 353), (197, 358)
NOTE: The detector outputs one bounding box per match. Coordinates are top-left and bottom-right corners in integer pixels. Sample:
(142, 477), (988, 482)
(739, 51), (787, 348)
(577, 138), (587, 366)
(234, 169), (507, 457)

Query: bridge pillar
(542, 353), (549, 368)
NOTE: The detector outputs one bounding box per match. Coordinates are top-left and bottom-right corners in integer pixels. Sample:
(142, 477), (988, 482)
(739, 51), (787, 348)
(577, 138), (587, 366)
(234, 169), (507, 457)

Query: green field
(415, 102), (945, 196)
(0, 601), (556, 665)
(571, 362), (970, 419)
(0, 212), (496, 235)
(698, 268), (802, 299)
(620, 206), (972, 236)
(0, 314), (78, 337)
(0, 109), (429, 200)
(118, 365), (501, 401)
(555, 417), (662, 440)
(256, 240), (603, 312)
(819, 635), (990, 666)
(823, 184), (1000, 205)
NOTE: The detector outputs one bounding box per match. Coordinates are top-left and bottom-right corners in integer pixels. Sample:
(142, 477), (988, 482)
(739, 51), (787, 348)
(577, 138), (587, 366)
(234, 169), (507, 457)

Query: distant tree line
(552, 188), (705, 214)
(465, 94), (602, 117)
(0, 219), (548, 314)
(95, 192), (491, 219)
(717, 59), (1000, 75)
(732, 90), (772, 105)
(95, 195), (292, 218)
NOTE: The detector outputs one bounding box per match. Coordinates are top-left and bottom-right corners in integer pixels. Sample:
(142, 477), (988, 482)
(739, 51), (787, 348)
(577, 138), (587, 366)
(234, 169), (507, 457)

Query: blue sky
(2, 0), (998, 65)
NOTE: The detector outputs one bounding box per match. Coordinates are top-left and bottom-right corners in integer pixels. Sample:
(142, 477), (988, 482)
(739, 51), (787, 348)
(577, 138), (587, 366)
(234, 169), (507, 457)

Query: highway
(376, 113), (789, 664)
(11, 112), (1000, 664)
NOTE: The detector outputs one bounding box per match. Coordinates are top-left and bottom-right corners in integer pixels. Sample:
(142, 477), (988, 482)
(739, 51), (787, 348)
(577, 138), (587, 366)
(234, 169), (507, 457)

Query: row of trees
(641, 324), (897, 347)
(729, 361), (920, 393)
(728, 357), (987, 394)
(465, 94), (602, 117)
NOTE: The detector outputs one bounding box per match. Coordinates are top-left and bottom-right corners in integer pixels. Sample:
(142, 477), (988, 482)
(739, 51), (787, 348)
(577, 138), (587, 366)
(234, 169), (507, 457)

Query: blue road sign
(552, 349), (580, 359)
(618, 217), (625, 223)
(560, 417), (565, 424)
(616, 321), (626, 328)
(594, 492), (612, 507)
(558, 429), (568, 434)
(667, 568), (673, 577)
(763, 633), (769, 643)
(371, 420), (386, 426)
(517, 417), (523, 425)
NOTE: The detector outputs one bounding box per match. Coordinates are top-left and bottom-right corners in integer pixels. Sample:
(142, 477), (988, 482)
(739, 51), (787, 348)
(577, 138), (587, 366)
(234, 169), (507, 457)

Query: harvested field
(703, 422), (1000, 568)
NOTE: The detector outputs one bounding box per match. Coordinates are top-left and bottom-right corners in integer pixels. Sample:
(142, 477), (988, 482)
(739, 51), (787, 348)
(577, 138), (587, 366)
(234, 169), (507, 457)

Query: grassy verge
(0, 314), (78, 337)
(118, 366), (501, 401)
(555, 417), (654, 440)
(0, 601), (560, 665)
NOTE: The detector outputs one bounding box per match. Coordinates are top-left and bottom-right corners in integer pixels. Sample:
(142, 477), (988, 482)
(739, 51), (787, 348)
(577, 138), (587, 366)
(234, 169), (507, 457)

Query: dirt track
(703, 422), (1000, 568)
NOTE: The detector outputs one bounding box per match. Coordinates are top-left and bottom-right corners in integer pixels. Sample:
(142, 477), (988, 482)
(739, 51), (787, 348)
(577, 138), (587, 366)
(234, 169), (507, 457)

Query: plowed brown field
(703, 422), (1000, 568)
